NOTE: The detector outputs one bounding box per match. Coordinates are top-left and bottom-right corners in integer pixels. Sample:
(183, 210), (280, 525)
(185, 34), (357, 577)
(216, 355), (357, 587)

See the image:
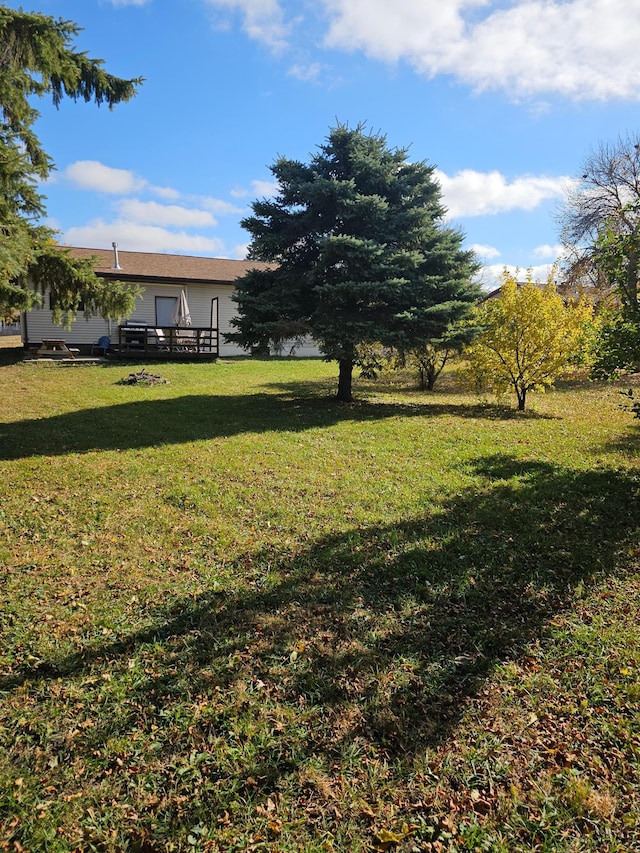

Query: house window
(156, 296), (178, 327)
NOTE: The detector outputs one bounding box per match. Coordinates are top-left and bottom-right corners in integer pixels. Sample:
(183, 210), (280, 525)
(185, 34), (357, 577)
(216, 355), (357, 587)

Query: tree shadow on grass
(264, 376), (557, 414)
(600, 429), (640, 457)
(0, 345), (26, 366)
(4, 455), (638, 791)
(0, 392), (549, 460)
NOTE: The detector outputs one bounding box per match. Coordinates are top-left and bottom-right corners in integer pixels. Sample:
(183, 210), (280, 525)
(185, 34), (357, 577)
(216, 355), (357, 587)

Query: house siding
(25, 300), (111, 346)
(23, 281), (248, 356)
(270, 337), (319, 357)
(21, 247), (320, 358)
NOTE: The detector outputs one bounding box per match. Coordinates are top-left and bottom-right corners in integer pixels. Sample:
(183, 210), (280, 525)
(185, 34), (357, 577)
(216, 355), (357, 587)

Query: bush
(590, 309), (640, 379)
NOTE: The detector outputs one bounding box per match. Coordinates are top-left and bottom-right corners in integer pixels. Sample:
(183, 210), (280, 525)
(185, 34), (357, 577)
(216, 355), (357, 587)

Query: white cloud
(251, 178), (280, 197)
(151, 185), (181, 201)
(471, 243), (500, 260)
(63, 220), (225, 255)
(288, 62), (323, 81)
(436, 169), (567, 217)
(60, 160), (245, 218)
(231, 178), (280, 199)
(231, 243), (250, 259)
(321, 0), (640, 101)
(62, 161), (145, 194)
(533, 243), (563, 260)
(63, 161), (190, 202)
(56, 161), (250, 257)
(228, 167), (563, 219)
(44, 216), (62, 232)
(116, 199), (217, 228)
(199, 196), (244, 215)
(477, 262), (556, 289)
(204, 0), (290, 51)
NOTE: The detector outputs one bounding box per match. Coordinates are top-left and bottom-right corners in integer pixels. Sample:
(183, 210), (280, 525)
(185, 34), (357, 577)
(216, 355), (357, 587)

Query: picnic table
(36, 339), (79, 358)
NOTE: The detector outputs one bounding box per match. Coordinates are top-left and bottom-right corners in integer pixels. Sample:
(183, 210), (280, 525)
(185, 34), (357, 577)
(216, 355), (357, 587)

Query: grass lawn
(0, 355), (639, 852)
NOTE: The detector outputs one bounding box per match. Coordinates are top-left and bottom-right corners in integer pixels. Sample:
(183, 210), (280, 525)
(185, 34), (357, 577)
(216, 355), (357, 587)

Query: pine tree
(0, 6), (143, 321)
(227, 124), (480, 401)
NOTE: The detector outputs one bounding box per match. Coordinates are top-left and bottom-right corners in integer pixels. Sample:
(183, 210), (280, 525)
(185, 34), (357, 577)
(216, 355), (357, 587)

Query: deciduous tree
(465, 269), (592, 411)
(559, 133), (640, 317)
(589, 308), (640, 379)
(227, 124), (480, 401)
(396, 320), (478, 391)
(0, 6), (143, 321)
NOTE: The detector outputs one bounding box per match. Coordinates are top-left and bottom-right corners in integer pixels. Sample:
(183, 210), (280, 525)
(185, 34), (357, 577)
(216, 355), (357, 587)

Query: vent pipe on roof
(111, 241), (122, 270)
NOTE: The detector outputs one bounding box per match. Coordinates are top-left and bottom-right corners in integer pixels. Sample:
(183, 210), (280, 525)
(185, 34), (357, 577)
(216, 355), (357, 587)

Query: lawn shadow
(4, 454), (638, 788)
(0, 345), (26, 366)
(264, 376), (556, 415)
(599, 412), (640, 457)
(0, 391), (548, 460)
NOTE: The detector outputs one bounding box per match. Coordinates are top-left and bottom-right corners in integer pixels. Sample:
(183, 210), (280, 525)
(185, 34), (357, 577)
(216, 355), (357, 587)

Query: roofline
(97, 271), (237, 286)
(62, 245), (237, 262)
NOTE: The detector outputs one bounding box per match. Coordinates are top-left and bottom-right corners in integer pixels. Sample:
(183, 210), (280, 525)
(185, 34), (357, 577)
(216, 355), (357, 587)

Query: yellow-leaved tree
(465, 269), (592, 410)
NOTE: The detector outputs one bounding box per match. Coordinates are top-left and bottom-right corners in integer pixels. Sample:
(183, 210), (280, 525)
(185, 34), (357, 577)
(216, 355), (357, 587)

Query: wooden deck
(116, 325), (218, 360)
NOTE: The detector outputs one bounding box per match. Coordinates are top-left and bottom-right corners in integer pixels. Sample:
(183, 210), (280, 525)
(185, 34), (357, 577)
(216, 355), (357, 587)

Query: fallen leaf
(267, 819), (282, 837)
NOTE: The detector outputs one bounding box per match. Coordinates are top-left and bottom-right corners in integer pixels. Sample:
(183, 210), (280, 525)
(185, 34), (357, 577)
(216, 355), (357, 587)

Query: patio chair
(175, 329), (197, 352)
(153, 328), (169, 349)
(91, 335), (111, 356)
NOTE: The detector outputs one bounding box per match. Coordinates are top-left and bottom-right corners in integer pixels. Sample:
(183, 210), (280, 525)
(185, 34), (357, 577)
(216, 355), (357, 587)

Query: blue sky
(9, 0), (640, 286)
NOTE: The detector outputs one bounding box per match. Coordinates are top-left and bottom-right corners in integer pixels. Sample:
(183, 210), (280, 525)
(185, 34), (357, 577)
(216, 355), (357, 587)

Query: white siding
(24, 300), (111, 346)
(270, 337), (320, 357)
(185, 282), (246, 357)
(23, 280), (319, 357)
(23, 281), (246, 355)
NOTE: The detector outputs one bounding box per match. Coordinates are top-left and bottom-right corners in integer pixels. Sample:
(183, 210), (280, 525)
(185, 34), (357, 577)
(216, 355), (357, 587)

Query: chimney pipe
(112, 241), (122, 270)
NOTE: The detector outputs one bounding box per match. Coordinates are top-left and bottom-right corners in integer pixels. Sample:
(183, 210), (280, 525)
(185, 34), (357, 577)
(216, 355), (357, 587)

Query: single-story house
(21, 245), (318, 359)
(481, 279), (557, 302)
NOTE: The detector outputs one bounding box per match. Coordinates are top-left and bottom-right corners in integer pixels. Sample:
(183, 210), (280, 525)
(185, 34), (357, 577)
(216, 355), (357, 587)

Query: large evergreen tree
(228, 124), (480, 401)
(0, 6), (143, 321)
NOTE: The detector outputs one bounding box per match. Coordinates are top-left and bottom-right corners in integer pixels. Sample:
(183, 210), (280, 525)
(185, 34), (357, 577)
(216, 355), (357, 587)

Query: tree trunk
(336, 358), (354, 402)
(517, 386), (526, 411)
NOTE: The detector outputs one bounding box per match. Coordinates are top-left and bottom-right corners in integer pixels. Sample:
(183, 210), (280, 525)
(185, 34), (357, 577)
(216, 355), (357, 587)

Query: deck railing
(117, 325), (219, 358)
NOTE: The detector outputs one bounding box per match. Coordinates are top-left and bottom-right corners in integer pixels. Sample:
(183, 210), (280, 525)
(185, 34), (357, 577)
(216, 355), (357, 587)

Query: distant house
(21, 246), (318, 358)
(481, 280), (551, 302)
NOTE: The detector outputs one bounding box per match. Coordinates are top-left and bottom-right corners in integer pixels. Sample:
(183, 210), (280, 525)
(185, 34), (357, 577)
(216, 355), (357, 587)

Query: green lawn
(1, 356), (639, 852)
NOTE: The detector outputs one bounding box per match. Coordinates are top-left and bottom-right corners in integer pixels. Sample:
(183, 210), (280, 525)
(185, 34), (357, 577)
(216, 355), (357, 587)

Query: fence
(0, 320), (21, 337)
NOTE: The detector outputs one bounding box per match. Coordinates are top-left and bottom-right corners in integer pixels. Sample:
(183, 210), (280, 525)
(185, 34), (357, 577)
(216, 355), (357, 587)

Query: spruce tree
(0, 6), (143, 320)
(228, 124), (480, 401)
